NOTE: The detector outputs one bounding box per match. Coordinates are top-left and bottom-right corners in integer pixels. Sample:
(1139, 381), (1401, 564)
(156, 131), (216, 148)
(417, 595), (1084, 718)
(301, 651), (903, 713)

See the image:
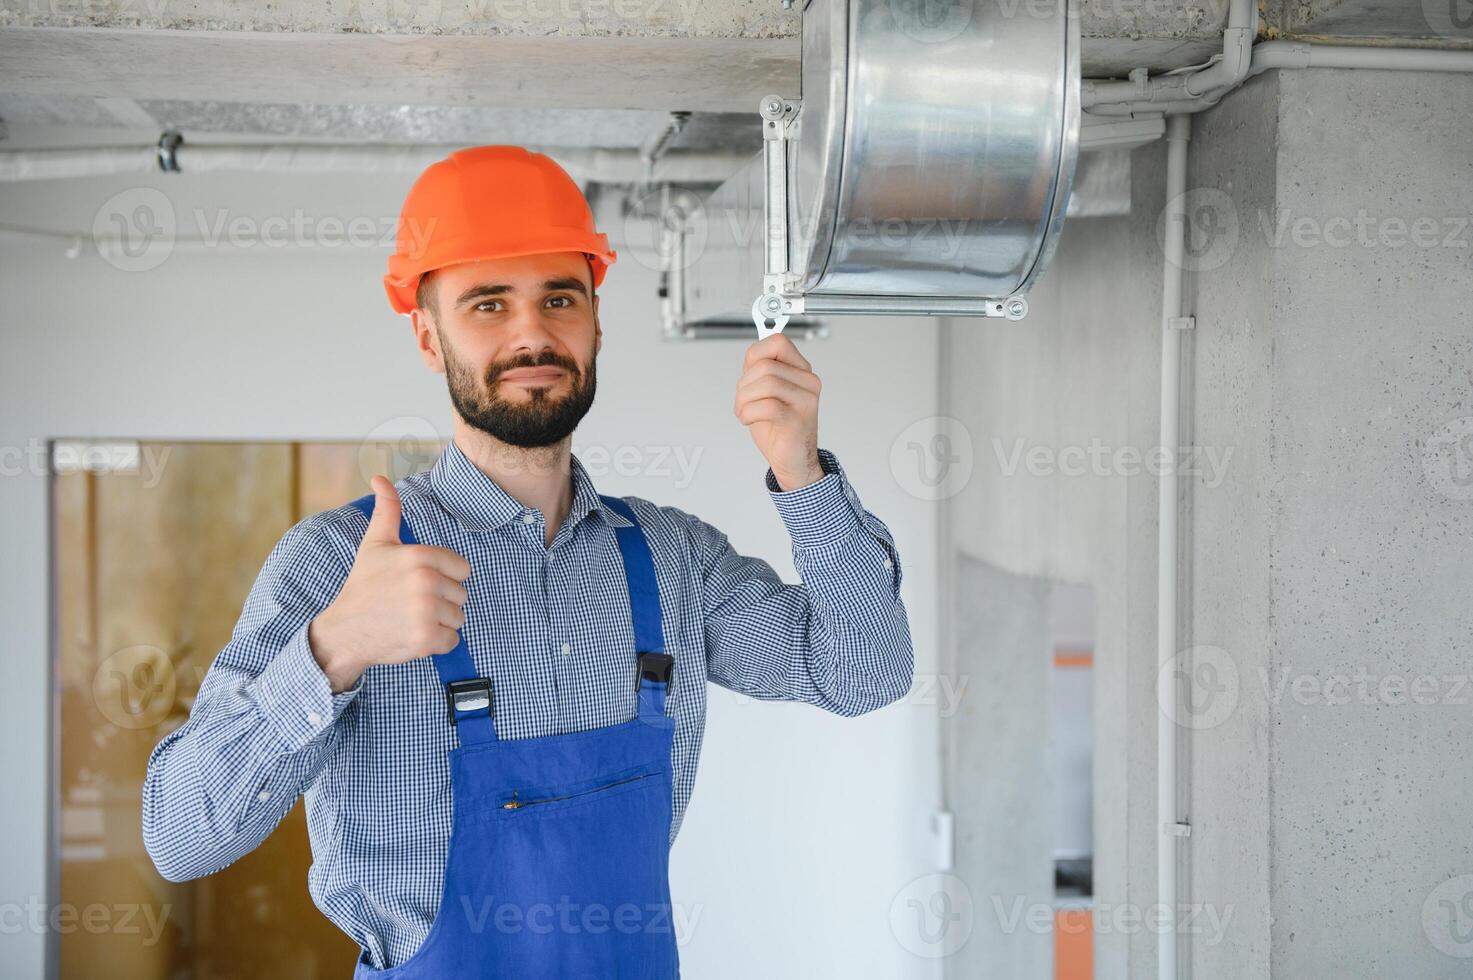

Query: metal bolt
(765, 100), (783, 116)
(764, 296), (783, 313)
(1006, 299), (1027, 318)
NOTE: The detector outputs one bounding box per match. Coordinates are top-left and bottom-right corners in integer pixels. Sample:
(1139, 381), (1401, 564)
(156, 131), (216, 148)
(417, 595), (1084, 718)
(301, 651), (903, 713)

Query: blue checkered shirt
(141, 440), (913, 969)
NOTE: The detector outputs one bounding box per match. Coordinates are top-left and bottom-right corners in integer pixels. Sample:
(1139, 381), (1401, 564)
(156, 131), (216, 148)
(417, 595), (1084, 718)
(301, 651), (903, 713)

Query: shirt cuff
(765, 448), (867, 550)
(251, 619), (363, 751)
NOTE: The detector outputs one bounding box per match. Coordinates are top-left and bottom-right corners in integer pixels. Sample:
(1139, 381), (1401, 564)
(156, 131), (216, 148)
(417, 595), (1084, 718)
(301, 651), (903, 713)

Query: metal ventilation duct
(664, 0), (1080, 335)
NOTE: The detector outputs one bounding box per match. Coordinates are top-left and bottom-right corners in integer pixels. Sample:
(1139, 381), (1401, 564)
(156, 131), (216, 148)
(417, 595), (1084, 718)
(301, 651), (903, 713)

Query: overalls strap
(599, 495), (674, 719)
(347, 494), (498, 745)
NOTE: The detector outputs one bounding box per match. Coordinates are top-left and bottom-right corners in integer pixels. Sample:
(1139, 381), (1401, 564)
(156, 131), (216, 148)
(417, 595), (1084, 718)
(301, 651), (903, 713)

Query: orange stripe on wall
(1054, 646), (1094, 669)
(1054, 907), (1093, 980)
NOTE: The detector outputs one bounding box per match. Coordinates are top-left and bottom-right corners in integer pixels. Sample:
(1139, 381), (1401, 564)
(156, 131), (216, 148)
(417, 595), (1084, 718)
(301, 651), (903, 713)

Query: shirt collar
(428, 440), (634, 533)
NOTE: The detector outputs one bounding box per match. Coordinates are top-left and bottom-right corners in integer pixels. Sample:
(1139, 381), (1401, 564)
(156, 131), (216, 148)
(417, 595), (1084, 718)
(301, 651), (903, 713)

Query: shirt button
(883, 558), (893, 569)
(306, 710), (323, 728)
(561, 642), (572, 657)
(257, 790), (271, 802)
(522, 512), (536, 524)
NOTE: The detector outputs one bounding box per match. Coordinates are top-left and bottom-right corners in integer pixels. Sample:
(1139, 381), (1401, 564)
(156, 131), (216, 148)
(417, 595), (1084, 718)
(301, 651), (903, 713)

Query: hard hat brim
(384, 234), (617, 316)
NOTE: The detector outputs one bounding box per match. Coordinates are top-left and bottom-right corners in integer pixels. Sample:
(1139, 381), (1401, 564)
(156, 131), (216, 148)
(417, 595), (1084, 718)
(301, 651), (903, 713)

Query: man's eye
(474, 300), (501, 312)
(547, 295), (572, 308)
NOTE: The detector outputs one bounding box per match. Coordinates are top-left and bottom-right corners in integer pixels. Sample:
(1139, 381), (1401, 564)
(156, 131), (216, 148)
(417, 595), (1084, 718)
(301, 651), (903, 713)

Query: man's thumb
(362, 475), (403, 545)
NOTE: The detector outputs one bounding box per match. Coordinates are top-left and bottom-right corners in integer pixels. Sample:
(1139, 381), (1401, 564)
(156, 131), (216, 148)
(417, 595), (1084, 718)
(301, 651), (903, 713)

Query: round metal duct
(784, 0), (1079, 309)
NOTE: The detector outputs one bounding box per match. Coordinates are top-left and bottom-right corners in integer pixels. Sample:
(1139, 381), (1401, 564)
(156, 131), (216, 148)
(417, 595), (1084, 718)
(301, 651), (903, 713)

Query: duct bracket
(752, 95), (801, 337)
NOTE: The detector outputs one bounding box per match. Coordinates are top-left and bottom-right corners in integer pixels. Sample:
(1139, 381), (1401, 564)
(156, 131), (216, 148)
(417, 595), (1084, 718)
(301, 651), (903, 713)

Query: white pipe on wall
(1246, 40), (1473, 78)
(1081, 0), (1256, 110)
(1083, 0), (1473, 117)
(1157, 112), (1191, 980)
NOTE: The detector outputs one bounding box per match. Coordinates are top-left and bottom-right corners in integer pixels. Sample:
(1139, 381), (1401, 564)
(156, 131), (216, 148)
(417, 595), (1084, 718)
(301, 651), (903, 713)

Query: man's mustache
(486, 355), (580, 387)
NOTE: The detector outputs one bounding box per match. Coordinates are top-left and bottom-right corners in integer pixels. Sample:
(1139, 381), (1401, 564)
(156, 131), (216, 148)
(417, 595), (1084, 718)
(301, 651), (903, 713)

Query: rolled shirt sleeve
(141, 518), (363, 882)
(694, 448), (913, 716)
(254, 619), (364, 751)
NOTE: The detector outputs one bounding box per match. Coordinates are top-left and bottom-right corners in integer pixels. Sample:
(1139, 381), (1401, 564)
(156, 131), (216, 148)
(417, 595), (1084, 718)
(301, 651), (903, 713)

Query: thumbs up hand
(309, 476), (473, 693)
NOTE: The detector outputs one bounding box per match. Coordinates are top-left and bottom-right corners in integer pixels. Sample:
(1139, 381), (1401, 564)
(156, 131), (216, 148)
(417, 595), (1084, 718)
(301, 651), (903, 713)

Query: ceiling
(0, 0), (1467, 155)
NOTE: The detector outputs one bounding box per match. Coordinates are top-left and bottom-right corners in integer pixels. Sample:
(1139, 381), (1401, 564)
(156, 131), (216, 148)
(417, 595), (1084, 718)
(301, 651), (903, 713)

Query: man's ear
(593, 295), (602, 355)
(410, 307), (445, 374)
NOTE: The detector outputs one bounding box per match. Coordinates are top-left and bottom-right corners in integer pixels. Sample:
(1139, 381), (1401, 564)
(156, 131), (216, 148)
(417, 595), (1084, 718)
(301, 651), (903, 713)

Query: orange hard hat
(384, 145), (617, 316)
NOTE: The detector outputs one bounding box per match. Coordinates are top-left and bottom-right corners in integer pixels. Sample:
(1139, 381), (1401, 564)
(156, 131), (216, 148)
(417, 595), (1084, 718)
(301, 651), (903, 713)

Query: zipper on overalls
(501, 772), (655, 810)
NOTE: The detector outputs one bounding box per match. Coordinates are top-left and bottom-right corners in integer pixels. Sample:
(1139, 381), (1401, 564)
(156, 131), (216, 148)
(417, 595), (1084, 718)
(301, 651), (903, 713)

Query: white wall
(0, 161), (942, 978)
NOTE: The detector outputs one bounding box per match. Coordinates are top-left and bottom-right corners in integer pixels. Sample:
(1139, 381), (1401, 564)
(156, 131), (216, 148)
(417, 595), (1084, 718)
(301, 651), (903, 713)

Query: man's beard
(440, 328), (597, 448)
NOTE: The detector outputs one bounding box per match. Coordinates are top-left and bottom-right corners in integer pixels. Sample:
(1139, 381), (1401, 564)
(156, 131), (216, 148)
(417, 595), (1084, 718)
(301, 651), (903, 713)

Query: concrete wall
(939, 66), (1473, 980)
(1180, 70), (1282, 980)
(1189, 68), (1473, 979)
(945, 556), (1054, 978)
(0, 162), (943, 978)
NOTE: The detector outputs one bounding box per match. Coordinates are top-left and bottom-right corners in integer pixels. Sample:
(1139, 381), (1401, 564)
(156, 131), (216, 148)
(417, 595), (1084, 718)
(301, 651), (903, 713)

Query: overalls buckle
(445, 678), (492, 724)
(636, 652), (675, 689)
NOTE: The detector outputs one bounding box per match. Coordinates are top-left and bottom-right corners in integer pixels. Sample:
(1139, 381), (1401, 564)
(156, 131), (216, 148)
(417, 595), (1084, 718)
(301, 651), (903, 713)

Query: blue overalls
(345, 492), (681, 979)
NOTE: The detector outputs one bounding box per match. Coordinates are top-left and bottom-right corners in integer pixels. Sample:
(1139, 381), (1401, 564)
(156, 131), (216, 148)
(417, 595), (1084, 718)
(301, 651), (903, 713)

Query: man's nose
(503, 305), (560, 355)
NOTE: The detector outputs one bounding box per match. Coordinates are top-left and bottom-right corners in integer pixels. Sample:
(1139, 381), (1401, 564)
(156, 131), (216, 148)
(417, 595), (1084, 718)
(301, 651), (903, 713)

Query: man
(141, 145), (913, 977)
